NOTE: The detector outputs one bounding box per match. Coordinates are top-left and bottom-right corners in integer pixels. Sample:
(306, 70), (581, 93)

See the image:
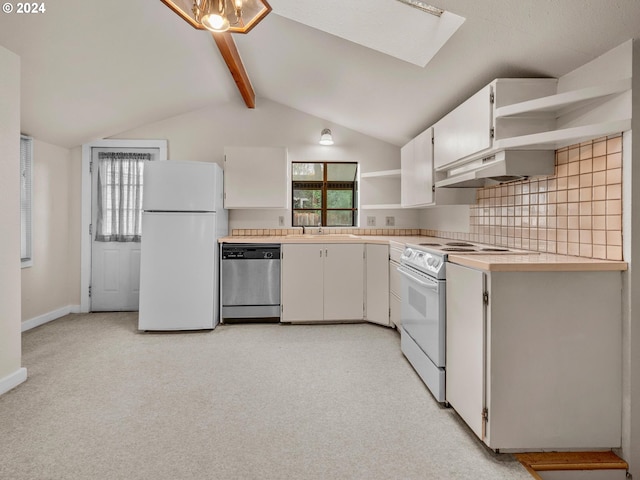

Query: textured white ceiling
(0, 0), (639, 148)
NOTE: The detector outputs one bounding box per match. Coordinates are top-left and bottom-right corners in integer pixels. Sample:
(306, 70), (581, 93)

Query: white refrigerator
(138, 160), (228, 331)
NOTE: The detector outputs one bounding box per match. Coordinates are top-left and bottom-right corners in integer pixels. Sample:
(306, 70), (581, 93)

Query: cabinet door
(400, 138), (415, 207)
(446, 262), (486, 440)
(365, 244), (389, 326)
(434, 84), (492, 169)
(323, 244), (364, 321)
(223, 147), (288, 208)
(413, 127), (434, 206)
(401, 128), (434, 207)
(281, 244), (323, 322)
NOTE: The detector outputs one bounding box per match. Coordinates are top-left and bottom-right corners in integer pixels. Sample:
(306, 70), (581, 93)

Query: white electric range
(398, 240), (531, 403)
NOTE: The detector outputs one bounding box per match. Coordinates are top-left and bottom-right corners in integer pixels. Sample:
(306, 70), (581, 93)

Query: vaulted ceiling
(1, 0), (639, 149)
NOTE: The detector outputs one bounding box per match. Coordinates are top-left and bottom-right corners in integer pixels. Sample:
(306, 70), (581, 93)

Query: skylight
(269, 0), (465, 67)
(395, 0), (444, 17)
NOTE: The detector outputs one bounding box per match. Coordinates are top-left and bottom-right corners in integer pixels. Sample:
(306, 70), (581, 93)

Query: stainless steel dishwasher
(221, 244), (281, 322)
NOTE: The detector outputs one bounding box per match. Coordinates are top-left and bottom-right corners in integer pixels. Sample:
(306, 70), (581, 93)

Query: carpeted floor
(0, 313), (532, 479)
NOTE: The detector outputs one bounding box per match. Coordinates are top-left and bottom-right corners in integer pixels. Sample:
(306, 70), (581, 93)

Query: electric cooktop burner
(418, 243), (442, 246)
(441, 247), (477, 252)
(446, 242), (475, 247)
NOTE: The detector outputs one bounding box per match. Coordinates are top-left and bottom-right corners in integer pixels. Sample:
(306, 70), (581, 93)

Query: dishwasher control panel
(222, 244), (281, 260)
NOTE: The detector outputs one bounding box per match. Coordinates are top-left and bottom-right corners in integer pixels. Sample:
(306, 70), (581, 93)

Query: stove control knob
(432, 259), (440, 268)
(426, 257), (434, 266)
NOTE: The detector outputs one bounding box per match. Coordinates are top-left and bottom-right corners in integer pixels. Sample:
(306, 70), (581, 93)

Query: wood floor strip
(515, 451), (628, 473)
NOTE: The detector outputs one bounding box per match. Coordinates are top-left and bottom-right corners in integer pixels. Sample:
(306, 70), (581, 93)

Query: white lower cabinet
(446, 262), (622, 451)
(365, 244), (389, 326)
(388, 242), (403, 329)
(281, 243), (364, 323)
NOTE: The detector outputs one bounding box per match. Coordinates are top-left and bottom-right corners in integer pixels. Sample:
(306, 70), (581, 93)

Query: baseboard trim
(0, 368), (27, 396)
(21, 305), (81, 332)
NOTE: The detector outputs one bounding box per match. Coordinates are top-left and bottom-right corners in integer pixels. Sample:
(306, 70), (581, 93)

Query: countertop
(447, 252), (627, 272)
(218, 234), (391, 245)
(219, 235), (627, 272)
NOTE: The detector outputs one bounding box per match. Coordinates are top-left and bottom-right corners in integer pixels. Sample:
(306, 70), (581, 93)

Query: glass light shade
(200, 0), (230, 32)
(319, 129), (334, 145)
(201, 13), (230, 31)
(166, 0), (271, 34)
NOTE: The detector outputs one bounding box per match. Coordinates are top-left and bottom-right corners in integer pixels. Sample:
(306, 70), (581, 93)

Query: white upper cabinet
(401, 127), (476, 206)
(433, 79), (560, 171)
(401, 127), (433, 207)
(433, 85), (493, 170)
(223, 147), (289, 209)
(433, 74), (631, 175)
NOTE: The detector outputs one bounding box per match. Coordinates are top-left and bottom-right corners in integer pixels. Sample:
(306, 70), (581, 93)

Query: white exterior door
(90, 147), (159, 311)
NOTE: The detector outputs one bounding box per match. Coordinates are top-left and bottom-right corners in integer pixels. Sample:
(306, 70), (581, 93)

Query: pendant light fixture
(161, 0), (271, 34)
(319, 129), (334, 146)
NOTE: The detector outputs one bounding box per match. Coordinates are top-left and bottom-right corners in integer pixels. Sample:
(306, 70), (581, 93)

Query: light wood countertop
(448, 252), (627, 272)
(220, 235), (628, 272)
(218, 234), (389, 244)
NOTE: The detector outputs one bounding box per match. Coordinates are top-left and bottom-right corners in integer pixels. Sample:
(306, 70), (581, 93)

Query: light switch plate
(278, 216), (285, 226)
(385, 216), (395, 226)
(367, 216), (376, 226)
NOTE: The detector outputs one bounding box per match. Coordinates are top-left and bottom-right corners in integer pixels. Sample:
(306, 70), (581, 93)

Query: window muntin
(292, 162), (358, 227)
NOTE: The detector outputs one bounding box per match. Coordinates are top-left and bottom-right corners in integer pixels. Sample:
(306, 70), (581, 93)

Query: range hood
(435, 150), (555, 188)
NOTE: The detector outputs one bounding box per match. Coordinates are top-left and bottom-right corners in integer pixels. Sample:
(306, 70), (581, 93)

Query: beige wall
(21, 139), (73, 321)
(67, 146), (83, 307)
(110, 98), (417, 230)
(0, 46), (22, 383)
(622, 37), (640, 476)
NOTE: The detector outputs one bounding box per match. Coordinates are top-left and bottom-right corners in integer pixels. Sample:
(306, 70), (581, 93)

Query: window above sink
(292, 162), (358, 228)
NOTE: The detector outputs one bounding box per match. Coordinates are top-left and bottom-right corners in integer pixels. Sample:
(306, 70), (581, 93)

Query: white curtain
(95, 152), (150, 242)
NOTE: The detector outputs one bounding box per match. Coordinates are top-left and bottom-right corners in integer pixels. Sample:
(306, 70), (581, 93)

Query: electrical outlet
(367, 216), (376, 226)
(385, 216), (395, 226)
(278, 216), (285, 226)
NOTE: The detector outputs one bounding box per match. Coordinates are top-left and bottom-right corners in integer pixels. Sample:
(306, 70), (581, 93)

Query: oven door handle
(397, 267), (439, 291)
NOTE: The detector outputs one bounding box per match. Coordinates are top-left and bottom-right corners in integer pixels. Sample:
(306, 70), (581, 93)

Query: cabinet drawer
(389, 260), (401, 296)
(390, 292), (401, 328)
(390, 246), (403, 264)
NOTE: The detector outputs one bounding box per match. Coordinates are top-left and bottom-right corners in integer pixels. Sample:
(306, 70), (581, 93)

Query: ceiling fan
(160, 0), (272, 108)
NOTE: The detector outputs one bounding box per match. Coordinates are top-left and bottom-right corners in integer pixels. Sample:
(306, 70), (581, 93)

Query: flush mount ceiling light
(161, 0), (271, 33)
(319, 129), (334, 146)
(394, 0), (444, 16)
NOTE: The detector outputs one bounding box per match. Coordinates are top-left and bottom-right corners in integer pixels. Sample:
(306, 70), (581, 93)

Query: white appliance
(138, 161), (228, 331)
(399, 240), (533, 402)
(398, 245), (447, 402)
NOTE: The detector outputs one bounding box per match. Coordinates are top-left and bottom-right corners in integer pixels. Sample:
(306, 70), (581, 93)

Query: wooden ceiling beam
(212, 32), (256, 109)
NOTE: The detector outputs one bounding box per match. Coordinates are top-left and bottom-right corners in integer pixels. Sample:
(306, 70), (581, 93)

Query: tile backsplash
(427, 134), (623, 261)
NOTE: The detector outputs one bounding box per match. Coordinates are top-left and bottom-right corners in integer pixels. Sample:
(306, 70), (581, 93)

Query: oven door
(398, 264), (446, 367)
